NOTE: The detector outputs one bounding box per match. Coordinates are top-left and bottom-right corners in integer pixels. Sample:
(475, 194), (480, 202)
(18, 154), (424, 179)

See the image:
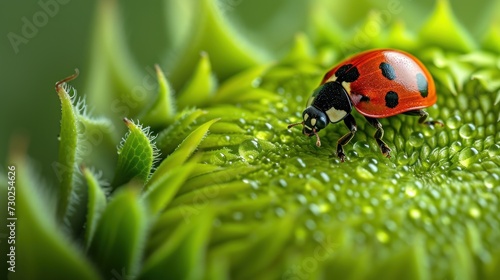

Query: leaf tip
(55, 68), (79, 92)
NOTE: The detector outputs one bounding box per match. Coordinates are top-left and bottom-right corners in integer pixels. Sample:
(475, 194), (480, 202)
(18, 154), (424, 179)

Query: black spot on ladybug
(335, 64), (360, 83)
(385, 91), (399, 108)
(379, 62), (396, 80)
(416, 73), (428, 98)
(360, 95), (370, 102)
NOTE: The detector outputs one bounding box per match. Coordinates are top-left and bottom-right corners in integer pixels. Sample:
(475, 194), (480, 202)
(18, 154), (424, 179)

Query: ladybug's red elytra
(288, 49), (443, 161)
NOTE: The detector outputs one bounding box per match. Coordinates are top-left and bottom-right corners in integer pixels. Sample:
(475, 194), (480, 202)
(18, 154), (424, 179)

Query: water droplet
(213, 152), (227, 164)
(353, 141), (371, 156)
(238, 139), (261, 162)
(405, 187), (417, 197)
(320, 172), (330, 183)
(409, 208), (421, 219)
(450, 141), (463, 153)
(362, 205), (373, 215)
(278, 178), (288, 188)
(275, 207), (286, 217)
(255, 130), (274, 141)
(327, 192), (336, 203)
(458, 147), (479, 167)
(397, 153), (409, 165)
(376, 230), (390, 243)
(305, 219), (317, 230)
(409, 132), (425, 147)
(251, 77), (262, 87)
(437, 131), (449, 147)
(356, 166), (374, 180)
(447, 115), (462, 129)
(488, 144), (500, 157)
(469, 207), (481, 218)
(296, 194), (307, 205)
(459, 124), (477, 139)
(440, 215), (451, 225)
(233, 211), (243, 221)
(294, 157), (306, 168)
(309, 204), (321, 216)
(485, 175), (498, 189)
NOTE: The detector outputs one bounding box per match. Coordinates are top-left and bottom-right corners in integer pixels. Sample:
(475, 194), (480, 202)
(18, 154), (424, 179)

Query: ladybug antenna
(287, 121), (304, 129)
(313, 129), (321, 147)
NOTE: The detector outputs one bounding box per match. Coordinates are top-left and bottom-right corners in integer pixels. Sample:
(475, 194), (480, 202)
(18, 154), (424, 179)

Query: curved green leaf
(140, 64), (176, 127)
(112, 118), (158, 188)
(139, 210), (214, 280)
(155, 108), (206, 156)
(54, 70), (80, 222)
(81, 166), (108, 249)
(87, 185), (147, 279)
(147, 118), (219, 187)
(177, 52), (217, 108)
(418, 0), (475, 52)
(143, 162), (196, 215)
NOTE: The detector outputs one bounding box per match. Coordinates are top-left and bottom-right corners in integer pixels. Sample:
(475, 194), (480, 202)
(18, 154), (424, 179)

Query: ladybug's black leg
(364, 117), (391, 158)
(337, 114), (357, 162)
(403, 109), (444, 126)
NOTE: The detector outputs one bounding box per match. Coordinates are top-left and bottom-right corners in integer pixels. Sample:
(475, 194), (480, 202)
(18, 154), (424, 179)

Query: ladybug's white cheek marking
(326, 75), (338, 83)
(342, 81), (352, 95)
(325, 76), (351, 94)
(311, 119), (317, 126)
(304, 113), (309, 121)
(306, 96), (315, 107)
(325, 107), (347, 123)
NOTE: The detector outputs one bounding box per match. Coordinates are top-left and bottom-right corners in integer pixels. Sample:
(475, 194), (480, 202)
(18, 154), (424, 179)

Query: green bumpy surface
(6, 0), (500, 279)
(185, 53), (500, 279)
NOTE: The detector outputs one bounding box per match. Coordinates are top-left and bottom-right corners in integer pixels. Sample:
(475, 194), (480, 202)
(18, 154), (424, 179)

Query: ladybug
(288, 49), (442, 161)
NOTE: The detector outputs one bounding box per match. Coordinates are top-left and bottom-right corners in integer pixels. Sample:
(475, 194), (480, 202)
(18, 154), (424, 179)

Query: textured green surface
(6, 0), (500, 279)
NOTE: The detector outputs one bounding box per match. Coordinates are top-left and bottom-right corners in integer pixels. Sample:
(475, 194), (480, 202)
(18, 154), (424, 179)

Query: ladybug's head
(287, 106), (329, 147)
(302, 106), (328, 135)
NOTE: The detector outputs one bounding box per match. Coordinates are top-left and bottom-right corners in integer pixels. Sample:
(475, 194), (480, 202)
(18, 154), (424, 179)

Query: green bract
(7, 0), (500, 279)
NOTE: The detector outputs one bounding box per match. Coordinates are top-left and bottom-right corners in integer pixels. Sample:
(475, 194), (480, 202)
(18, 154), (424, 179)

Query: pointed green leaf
(88, 185), (147, 279)
(387, 21), (418, 51)
(112, 118), (158, 188)
(282, 33), (315, 63)
(143, 162), (196, 215)
(147, 118), (219, 188)
(163, 0), (268, 89)
(418, 0), (475, 52)
(213, 64), (271, 103)
(54, 70), (80, 222)
(177, 52), (217, 108)
(155, 108), (206, 156)
(140, 64), (177, 127)
(86, 0), (148, 118)
(81, 166), (108, 249)
(482, 22), (500, 53)
(139, 210), (214, 280)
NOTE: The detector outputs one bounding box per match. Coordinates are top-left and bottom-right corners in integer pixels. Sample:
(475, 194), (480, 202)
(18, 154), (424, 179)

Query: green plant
(4, 0), (500, 279)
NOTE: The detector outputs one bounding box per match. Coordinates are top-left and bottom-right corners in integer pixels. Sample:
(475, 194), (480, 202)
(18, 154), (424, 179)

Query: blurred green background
(0, 0), (497, 182)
